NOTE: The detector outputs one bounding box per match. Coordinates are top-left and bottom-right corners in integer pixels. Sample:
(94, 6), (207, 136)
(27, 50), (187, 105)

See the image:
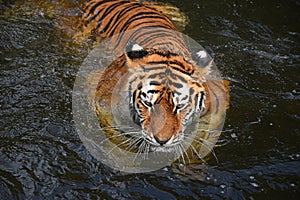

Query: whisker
(185, 134), (215, 149)
(138, 141), (146, 160)
(107, 137), (135, 155)
(176, 145), (186, 165)
(184, 135), (219, 164)
(143, 142), (150, 160)
(141, 140), (150, 160)
(124, 135), (143, 152)
(187, 141), (207, 164)
(194, 135), (216, 146)
(133, 139), (146, 162)
(99, 131), (141, 145)
(215, 139), (231, 147)
(181, 137), (207, 163)
(194, 136), (220, 164)
(195, 128), (233, 136)
(179, 143), (191, 164)
(97, 125), (140, 133)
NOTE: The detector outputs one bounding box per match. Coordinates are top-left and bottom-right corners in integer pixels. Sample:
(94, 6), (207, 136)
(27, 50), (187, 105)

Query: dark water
(0, 0), (299, 199)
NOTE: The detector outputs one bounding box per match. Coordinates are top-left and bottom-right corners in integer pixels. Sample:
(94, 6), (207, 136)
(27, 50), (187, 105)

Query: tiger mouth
(142, 130), (183, 151)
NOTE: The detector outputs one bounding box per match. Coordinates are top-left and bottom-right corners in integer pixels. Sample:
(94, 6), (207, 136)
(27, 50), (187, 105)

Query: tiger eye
(144, 101), (152, 107)
(176, 104), (184, 109)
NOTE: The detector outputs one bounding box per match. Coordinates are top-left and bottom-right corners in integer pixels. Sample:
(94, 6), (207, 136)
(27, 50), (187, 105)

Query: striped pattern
(83, 0), (190, 57)
(124, 46), (210, 144)
(86, 0), (228, 150)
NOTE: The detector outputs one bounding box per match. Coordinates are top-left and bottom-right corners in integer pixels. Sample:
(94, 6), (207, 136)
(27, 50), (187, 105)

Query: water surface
(0, 0), (299, 199)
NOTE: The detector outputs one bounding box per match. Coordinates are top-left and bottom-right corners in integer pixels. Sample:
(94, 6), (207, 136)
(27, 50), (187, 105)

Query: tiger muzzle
(149, 102), (180, 146)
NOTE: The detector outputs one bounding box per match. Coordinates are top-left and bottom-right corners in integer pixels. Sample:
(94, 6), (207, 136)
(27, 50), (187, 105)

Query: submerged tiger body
(83, 0), (229, 162)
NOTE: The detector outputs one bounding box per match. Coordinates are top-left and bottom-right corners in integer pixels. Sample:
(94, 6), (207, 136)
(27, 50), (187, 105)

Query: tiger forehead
(138, 78), (203, 97)
(131, 50), (195, 75)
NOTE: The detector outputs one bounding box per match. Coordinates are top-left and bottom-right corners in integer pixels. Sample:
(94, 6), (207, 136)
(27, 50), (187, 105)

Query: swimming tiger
(82, 0), (229, 163)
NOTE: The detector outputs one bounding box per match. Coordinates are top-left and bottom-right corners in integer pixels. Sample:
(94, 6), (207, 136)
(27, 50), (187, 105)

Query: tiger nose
(154, 135), (170, 146)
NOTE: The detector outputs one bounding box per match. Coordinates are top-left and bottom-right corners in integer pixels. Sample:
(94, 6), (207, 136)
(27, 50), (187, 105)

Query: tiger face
(125, 43), (212, 152)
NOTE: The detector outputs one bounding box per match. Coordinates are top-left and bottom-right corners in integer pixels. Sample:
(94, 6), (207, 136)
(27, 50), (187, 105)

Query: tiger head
(124, 43), (213, 152)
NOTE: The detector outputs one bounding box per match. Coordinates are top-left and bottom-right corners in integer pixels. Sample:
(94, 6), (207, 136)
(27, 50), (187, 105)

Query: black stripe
(189, 88), (195, 95)
(85, 1), (110, 20)
(169, 71), (187, 83)
(147, 90), (160, 94)
(194, 93), (199, 111)
(118, 13), (171, 35)
(147, 61), (168, 65)
(110, 20), (172, 46)
(209, 81), (225, 114)
(129, 28), (178, 45)
(148, 72), (166, 79)
(138, 31), (186, 49)
(143, 66), (166, 72)
(199, 91), (205, 110)
(113, 31), (126, 50)
(149, 81), (161, 86)
(132, 90), (137, 105)
(155, 94), (164, 104)
(137, 82), (143, 90)
(132, 28), (180, 44)
(168, 91), (174, 105)
(88, 2), (125, 22)
(171, 65), (194, 76)
(97, 4), (133, 34)
(161, 50), (178, 57)
(172, 90), (182, 95)
(170, 61), (186, 70)
(141, 92), (146, 98)
(169, 80), (183, 89)
(182, 95), (188, 101)
(105, 3), (142, 36)
(113, 18), (173, 48)
(130, 22), (174, 33)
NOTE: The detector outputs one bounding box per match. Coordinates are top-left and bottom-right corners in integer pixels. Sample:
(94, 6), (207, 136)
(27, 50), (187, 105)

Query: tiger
(82, 0), (229, 163)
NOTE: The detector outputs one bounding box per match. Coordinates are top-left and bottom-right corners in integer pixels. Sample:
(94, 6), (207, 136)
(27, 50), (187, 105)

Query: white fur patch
(196, 50), (207, 58)
(132, 44), (143, 51)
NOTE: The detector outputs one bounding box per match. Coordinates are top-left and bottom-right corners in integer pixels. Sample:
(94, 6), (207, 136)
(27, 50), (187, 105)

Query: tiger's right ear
(125, 41), (148, 60)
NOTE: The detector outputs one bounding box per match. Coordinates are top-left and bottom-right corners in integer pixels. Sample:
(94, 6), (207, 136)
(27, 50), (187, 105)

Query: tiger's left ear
(125, 41), (148, 60)
(193, 48), (214, 76)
